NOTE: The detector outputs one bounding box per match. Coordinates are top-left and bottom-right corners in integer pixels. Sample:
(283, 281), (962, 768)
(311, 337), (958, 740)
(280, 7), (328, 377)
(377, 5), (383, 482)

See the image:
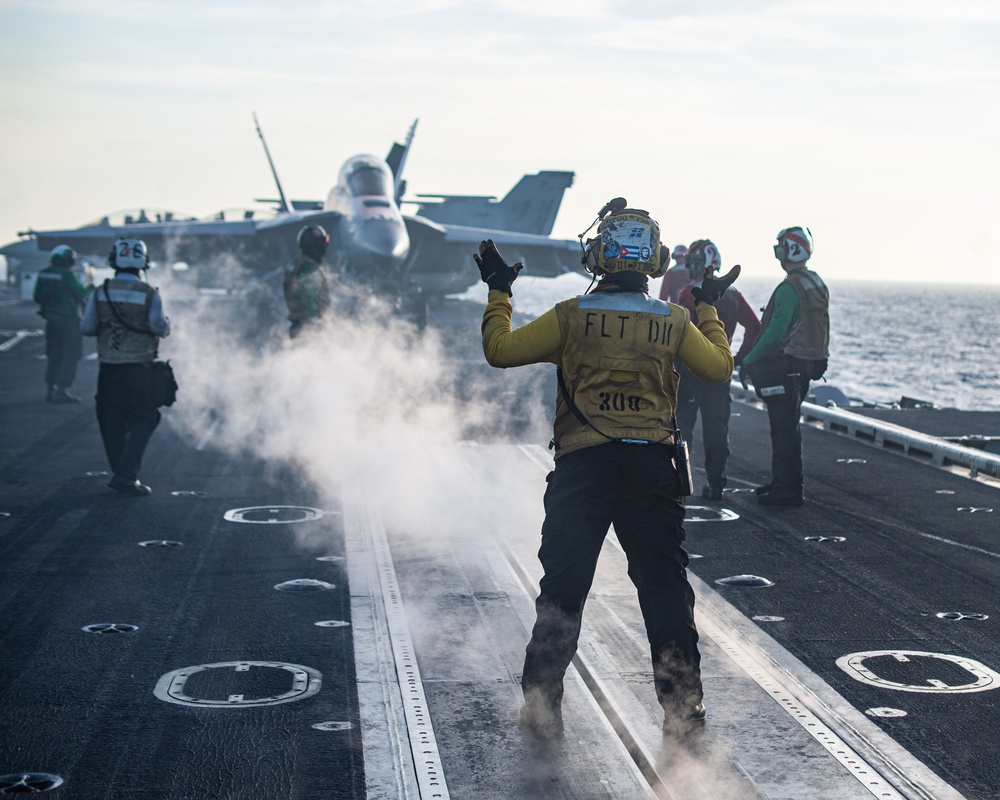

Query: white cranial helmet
(774, 227), (812, 263)
(109, 238), (150, 269)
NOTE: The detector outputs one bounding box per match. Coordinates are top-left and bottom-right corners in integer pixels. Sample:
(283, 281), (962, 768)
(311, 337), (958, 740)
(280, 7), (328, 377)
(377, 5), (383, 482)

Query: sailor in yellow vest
(475, 200), (737, 740)
(32, 245), (92, 403)
(81, 238), (171, 497)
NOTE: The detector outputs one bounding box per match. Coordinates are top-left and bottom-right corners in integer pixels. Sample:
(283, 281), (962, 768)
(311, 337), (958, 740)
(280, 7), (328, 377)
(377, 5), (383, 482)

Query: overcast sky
(1, 0), (997, 284)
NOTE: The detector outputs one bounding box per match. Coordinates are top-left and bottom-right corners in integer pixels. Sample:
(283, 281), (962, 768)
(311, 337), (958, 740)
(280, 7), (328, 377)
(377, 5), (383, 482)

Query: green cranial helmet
(50, 245), (76, 269)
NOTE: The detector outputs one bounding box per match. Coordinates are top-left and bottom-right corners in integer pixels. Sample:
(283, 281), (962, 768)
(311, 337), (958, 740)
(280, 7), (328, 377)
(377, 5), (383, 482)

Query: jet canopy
(82, 208), (198, 227)
(340, 155), (393, 198)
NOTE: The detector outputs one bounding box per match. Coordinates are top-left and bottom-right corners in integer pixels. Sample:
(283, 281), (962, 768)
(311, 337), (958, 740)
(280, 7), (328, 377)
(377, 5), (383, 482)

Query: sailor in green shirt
(283, 225), (333, 339)
(741, 227), (830, 506)
(32, 245), (92, 403)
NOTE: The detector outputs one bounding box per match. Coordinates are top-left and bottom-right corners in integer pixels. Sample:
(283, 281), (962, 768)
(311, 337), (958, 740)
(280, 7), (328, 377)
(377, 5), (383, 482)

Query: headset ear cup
(583, 239), (599, 274)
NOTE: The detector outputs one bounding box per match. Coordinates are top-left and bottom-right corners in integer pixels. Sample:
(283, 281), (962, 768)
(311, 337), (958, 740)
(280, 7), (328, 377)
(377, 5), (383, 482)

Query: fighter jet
(1, 118), (582, 308)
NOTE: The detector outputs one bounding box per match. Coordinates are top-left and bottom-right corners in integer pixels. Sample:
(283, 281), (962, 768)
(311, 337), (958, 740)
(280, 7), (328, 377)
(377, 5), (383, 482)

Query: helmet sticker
(599, 213), (658, 273)
(111, 238), (149, 269)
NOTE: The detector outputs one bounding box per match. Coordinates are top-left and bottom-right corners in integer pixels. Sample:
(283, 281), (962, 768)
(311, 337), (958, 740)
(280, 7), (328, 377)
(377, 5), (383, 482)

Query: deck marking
(0, 773), (64, 793)
(685, 505), (740, 522)
(0, 329), (41, 352)
(913, 531), (1000, 560)
(836, 651), (1000, 693)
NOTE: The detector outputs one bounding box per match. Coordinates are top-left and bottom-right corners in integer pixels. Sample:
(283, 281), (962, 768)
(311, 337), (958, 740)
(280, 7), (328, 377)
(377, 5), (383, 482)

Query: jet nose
(360, 219), (409, 260)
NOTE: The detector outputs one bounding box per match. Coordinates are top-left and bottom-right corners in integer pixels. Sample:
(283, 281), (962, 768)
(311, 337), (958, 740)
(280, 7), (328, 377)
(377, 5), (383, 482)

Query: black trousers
(44, 318), (82, 390)
(521, 442), (701, 713)
(762, 358), (812, 492)
(96, 363), (161, 481)
(676, 365), (732, 491)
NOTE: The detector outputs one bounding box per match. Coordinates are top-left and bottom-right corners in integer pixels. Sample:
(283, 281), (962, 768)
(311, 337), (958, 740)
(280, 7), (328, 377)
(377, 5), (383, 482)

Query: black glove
(473, 239), (523, 295)
(691, 264), (741, 306)
(738, 363), (749, 390)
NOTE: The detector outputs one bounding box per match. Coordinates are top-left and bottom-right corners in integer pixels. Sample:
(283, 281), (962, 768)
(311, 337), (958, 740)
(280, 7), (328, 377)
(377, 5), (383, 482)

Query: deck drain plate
(312, 721), (353, 731)
(716, 574), (775, 588)
(753, 615), (785, 622)
(315, 620), (351, 628)
(316, 555), (344, 562)
(804, 535), (846, 543)
(275, 579), (335, 592)
(936, 611), (989, 621)
(866, 707), (907, 718)
(155, 661), (321, 707)
(171, 490), (207, 497)
(82, 623), (138, 633)
(139, 540), (183, 548)
(0, 773), (64, 793)
(224, 506), (324, 524)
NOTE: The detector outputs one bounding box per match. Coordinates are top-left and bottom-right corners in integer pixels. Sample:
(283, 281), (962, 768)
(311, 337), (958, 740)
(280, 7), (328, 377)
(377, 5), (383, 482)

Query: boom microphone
(598, 197), (628, 219)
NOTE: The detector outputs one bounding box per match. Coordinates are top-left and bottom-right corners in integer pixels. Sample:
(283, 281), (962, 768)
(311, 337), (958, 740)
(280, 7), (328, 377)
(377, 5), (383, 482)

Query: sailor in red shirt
(657, 244), (691, 303)
(676, 239), (761, 500)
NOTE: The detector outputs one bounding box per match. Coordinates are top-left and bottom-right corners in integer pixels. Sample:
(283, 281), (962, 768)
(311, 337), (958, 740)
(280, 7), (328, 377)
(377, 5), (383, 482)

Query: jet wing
(404, 215), (583, 297)
(31, 211), (343, 271)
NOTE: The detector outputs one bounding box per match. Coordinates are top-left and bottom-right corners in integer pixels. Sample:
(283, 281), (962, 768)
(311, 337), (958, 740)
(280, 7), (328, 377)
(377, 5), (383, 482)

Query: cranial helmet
(774, 226), (812, 263)
(671, 244), (688, 265)
(685, 239), (721, 279)
(583, 209), (663, 278)
(297, 225), (329, 261)
(108, 238), (150, 270)
(50, 244), (76, 269)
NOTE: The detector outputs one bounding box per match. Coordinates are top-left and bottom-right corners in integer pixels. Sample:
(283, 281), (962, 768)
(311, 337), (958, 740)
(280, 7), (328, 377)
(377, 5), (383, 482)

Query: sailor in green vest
(32, 245), (92, 403)
(81, 238), (171, 497)
(475, 199), (736, 740)
(283, 225), (332, 339)
(741, 226), (830, 506)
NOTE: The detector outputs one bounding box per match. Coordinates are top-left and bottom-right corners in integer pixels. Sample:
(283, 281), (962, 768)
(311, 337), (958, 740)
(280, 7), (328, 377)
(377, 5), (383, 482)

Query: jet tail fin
(386, 119), (418, 205)
(495, 171), (575, 235)
(409, 171), (575, 235)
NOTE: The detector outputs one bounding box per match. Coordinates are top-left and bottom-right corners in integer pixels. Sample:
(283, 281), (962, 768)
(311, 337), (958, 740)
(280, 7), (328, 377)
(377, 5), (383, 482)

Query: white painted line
(344, 471), (450, 800)
(0, 330), (39, 352)
(915, 532), (1000, 560)
(196, 416), (220, 451)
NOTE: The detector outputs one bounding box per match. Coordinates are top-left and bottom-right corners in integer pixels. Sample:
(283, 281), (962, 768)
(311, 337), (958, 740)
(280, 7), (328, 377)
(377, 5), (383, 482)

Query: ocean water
(461, 274), (1000, 412)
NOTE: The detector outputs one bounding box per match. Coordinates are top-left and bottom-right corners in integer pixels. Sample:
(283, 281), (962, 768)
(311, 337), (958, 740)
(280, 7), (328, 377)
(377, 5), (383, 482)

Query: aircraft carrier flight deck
(1, 283), (998, 800)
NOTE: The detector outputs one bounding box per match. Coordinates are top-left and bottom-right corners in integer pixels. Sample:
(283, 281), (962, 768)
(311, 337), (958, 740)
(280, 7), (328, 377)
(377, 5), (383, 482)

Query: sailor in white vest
(81, 238), (170, 496)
